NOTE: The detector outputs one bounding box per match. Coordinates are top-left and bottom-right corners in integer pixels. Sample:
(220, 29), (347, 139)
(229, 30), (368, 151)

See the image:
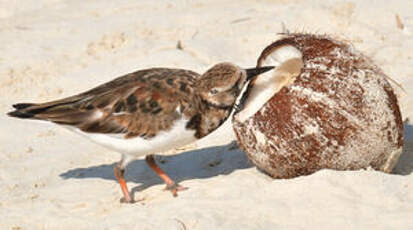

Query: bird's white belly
(68, 117), (197, 158)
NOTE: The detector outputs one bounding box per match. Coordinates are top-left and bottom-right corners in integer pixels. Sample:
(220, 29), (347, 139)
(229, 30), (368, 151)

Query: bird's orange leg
(114, 164), (133, 203)
(145, 154), (187, 197)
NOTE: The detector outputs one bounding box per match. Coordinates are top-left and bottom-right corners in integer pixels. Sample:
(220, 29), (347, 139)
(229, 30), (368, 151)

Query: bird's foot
(164, 183), (188, 197)
(120, 196), (135, 204)
(119, 196), (146, 204)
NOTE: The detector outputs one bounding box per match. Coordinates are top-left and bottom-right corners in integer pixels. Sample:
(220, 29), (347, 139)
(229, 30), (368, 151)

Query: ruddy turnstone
(8, 62), (273, 203)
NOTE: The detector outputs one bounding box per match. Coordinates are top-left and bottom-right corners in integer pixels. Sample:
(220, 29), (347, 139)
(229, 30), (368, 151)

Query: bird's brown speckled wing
(9, 68), (200, 138)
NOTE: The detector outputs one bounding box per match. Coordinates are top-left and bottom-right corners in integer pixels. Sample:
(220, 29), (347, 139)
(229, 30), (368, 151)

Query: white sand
(0, 0), (412, 229)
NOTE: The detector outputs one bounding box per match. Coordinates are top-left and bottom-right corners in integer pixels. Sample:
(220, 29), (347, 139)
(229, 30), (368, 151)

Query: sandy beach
(0, 0), (412, 229)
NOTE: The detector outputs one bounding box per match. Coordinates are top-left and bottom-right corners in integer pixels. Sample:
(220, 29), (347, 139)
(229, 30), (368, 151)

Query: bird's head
(197, 62), (273, 110)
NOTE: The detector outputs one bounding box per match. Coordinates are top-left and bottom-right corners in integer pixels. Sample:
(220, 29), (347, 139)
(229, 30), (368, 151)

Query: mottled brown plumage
(11, 68), (199, 139)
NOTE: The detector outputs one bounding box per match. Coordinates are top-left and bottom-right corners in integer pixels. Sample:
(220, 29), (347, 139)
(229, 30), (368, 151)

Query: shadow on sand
(60, 123), (413, 198)
(393, 123), (413, 175)
(60, 141), (253, 197)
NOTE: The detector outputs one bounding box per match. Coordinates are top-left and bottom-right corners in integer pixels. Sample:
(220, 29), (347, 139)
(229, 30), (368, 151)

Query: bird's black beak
(245, 66), (274, 81)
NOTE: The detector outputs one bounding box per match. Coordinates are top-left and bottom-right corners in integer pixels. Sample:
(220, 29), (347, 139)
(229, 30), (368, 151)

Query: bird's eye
(210, 89), (219, 95)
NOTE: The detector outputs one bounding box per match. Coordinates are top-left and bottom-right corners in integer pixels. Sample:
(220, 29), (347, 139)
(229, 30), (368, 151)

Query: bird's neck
(189, 97), (233, 139)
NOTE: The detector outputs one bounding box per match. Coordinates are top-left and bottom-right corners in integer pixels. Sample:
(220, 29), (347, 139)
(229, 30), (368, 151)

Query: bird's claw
(164, 183), (188, 197)
(120, 197), (135, 204)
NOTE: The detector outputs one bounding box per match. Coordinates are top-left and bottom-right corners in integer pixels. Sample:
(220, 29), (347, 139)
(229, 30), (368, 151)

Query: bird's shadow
(60, 141), (252, 197)
(393, 122), (413, 175)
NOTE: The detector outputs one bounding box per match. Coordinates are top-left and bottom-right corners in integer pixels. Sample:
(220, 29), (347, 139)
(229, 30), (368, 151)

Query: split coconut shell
(233, 33), (403, 178)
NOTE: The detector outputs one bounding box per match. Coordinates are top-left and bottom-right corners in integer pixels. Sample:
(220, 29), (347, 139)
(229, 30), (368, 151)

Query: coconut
(232, 33), (404, 178)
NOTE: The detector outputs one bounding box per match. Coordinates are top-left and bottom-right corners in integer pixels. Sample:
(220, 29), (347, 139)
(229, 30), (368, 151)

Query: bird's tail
(8, 103), (46, 119)
(7, 97), (89, 125)
(7, 103), (37, 118)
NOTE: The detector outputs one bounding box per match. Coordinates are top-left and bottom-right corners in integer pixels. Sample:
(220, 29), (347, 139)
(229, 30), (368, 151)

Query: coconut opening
(235, 45), (303, 123)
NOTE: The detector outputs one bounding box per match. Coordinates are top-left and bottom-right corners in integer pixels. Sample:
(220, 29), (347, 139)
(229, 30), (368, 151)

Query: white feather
(65, 116), (196, 158)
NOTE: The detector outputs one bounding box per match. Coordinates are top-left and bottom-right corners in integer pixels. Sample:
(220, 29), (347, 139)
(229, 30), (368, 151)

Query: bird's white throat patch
(235, 45), (303, 123)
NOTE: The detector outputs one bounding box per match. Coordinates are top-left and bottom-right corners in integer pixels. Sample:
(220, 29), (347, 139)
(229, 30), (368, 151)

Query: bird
(7, 62), (273, 203)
